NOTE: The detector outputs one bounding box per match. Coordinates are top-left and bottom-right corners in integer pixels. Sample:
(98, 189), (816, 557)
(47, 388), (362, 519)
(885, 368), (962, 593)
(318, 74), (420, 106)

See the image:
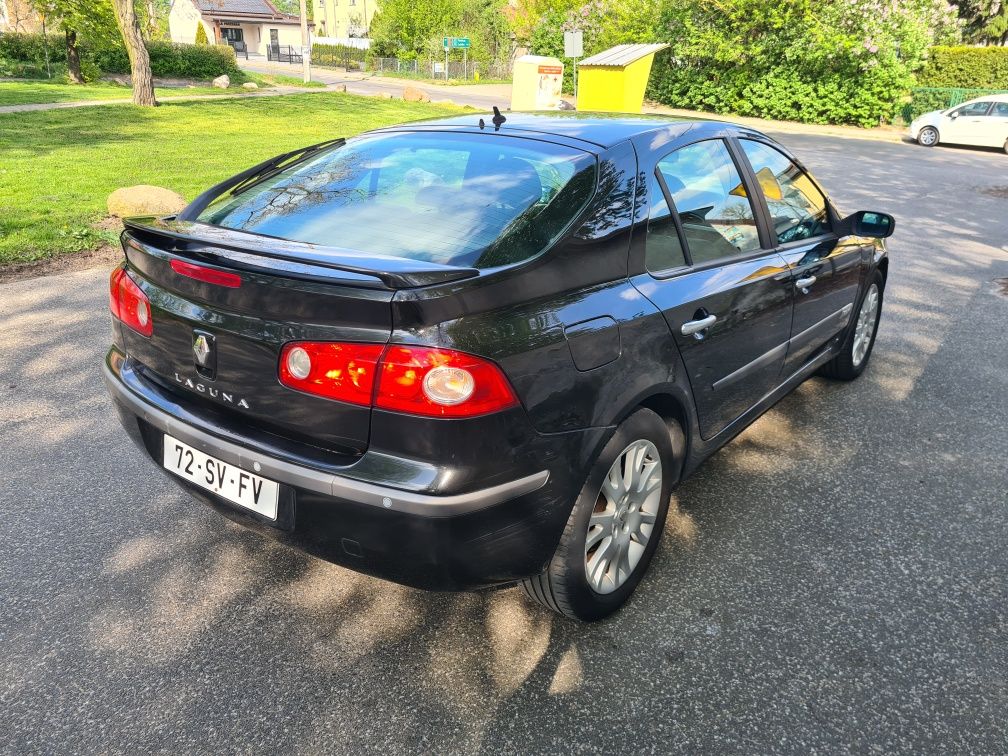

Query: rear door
(631, 138), (793, 440)
(979, 101), (1008, 147)
(736, 138), (865, 375)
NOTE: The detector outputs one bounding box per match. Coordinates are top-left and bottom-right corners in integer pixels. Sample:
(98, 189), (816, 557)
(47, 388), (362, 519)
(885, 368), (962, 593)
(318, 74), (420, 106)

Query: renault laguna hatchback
(105, 113), (894, 621)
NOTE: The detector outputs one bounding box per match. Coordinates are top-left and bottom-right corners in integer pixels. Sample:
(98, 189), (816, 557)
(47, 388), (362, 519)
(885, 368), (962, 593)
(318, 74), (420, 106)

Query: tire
(917, 126), (939, 147)
(520, 408), (682, 621)
(1003, 139), (1008, 156)
(820, 270), (884, 381)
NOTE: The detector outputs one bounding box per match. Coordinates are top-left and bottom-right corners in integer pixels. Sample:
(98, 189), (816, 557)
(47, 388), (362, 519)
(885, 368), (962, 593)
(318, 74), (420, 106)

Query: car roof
(965, 93), (1008, 104)
(373, 111), (761, 150)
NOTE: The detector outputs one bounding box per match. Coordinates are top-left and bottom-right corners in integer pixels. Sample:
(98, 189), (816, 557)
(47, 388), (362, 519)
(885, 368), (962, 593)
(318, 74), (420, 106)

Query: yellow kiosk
(575, 43), (669, 113)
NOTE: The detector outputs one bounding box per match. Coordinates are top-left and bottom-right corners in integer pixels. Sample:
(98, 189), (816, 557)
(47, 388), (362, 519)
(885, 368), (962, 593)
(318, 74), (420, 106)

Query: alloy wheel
(918, 127), (938, 146)
(584, 439), (663, 594)
(852, 283), (879, 367)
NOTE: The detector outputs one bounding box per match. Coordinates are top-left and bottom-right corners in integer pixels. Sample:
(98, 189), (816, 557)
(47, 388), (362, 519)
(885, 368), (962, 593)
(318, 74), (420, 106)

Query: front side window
(739, 139), (830, 244)
(198, 132), (597, 269)
(953, 101), (992, 117)
(656, 140), (760, 266)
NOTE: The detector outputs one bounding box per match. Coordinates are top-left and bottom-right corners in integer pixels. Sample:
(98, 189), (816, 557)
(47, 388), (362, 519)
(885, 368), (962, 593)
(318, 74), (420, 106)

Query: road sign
(564, 30), (583, 58)
(443, 37), (451, 50)
(453, 38), (470, 48)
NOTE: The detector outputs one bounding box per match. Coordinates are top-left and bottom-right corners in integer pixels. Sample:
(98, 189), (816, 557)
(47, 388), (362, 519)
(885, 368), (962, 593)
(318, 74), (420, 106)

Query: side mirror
(838, 211), (895, 239)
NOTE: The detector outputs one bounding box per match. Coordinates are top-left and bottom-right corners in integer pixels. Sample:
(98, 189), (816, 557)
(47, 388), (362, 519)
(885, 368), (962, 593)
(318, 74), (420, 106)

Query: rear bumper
(104, 348), (606, 590)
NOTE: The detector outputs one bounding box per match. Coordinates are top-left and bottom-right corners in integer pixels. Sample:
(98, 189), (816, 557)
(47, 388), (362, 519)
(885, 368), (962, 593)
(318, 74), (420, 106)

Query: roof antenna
(478, 118), (486, 130)
(491, 106), (506, 131)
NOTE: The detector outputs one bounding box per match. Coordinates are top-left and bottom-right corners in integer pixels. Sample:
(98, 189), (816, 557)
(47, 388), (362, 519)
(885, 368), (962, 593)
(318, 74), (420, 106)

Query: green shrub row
(0, 32), (240, 80)
(917, 46), (1008, 89)
(312, 42), (367, 70)
(647, 61), (909, 128)
(902, 85), (1008, 121)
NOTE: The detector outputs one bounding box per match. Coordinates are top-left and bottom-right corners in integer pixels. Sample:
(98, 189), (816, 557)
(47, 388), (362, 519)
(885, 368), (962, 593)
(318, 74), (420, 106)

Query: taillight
(170, 259), (242, 288)
(279, 341), (384, 406)
(109, 267), (153, 337)
(278, 342), (519, 417)
(375, 345), (518, 417)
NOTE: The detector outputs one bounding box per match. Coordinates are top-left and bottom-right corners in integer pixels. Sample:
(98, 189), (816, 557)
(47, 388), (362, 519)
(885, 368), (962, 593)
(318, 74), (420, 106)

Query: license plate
(163, 434), (279, 520)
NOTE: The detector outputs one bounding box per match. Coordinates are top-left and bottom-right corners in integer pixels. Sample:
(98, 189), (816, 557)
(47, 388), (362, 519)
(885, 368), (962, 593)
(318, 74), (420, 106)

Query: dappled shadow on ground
(1, 135), (1007, 752)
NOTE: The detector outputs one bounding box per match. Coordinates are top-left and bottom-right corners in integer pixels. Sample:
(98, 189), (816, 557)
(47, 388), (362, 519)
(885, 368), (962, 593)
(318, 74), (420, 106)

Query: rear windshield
(198, 131), (598, 269)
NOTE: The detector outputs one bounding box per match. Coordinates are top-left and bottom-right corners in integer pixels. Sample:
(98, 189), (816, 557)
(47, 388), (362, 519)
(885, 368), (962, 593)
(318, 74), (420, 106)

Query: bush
(902, 85), (1008, 121)
(312, 42), (367, 70)
(0, 32), (239, 80)
(917, 46), (1008, 89)
(0, 33), (67, 65)
(145, 41), (240, 79)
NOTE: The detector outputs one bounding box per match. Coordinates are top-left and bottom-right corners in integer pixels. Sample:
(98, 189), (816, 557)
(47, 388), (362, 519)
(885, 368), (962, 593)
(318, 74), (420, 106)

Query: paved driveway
(1, 134), (1006, 753)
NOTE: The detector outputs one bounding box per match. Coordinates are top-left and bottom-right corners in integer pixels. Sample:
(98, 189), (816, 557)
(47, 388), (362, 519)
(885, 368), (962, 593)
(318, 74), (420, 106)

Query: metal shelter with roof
(575, 43), (669, 113)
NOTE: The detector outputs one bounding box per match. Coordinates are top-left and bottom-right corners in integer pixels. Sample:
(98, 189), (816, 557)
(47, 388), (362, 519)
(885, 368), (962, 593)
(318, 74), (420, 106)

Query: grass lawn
(0, 79), (269, 107)
(0, 92), (462, 265)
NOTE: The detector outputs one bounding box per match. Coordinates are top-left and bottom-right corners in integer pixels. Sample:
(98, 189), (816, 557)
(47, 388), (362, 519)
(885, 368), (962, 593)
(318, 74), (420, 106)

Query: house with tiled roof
(168, 0), (312, 58)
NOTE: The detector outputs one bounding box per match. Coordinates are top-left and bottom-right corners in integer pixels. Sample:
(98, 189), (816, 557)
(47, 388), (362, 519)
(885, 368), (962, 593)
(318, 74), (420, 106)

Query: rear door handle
(681, 314), (717, 337)
(795, 275), (817, 291)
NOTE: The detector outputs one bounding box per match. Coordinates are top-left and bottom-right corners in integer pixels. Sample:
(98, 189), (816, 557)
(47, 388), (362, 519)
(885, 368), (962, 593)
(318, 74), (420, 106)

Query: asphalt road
(1, 131), (1006, 754)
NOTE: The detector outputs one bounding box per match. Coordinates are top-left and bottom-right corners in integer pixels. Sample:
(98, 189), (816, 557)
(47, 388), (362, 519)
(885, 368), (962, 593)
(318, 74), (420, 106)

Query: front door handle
(795, 275), (817, 292)
(681, 314), (717, 337)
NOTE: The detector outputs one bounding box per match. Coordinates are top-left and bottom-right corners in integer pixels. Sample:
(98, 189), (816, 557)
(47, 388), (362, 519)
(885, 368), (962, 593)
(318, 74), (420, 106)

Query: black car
(104, 113), (893, 621)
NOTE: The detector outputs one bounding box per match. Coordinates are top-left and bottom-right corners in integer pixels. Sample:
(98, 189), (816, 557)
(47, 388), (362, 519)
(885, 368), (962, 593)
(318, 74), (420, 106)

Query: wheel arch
(622, 390), (692, 486)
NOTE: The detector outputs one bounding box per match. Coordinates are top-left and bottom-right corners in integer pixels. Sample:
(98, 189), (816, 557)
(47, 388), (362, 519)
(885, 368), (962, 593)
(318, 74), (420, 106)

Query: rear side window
(198, 132), (597, 269)
(992, 102), (1008, 118)
(645, 173), (687, 272)
(656, 140), (760, 266)
(739, 139), (830, 244)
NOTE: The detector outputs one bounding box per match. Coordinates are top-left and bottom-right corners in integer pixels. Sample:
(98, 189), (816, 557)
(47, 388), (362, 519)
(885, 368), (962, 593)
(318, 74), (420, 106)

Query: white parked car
(909, 93), (1008, 153)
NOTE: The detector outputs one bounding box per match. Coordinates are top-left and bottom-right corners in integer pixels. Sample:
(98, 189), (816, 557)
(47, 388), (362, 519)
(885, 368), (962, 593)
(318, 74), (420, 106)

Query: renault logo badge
(192, 330), (216, 379)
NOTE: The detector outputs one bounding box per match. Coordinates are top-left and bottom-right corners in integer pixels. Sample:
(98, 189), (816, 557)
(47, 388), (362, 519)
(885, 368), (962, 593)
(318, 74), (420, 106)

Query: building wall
(0, 0), (42, 32)
(169, 0), (211, 44)
(313, 0), (378, 39)
(257, 23), (306, 55)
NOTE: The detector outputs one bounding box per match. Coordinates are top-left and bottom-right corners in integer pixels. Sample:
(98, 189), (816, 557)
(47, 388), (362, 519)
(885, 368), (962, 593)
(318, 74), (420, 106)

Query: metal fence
(372, 56), (511, 81)
(267, 45), (302, 64)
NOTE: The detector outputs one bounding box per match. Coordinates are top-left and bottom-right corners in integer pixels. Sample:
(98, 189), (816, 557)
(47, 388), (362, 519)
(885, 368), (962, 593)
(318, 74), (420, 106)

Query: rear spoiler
(122, 216), (480, 289)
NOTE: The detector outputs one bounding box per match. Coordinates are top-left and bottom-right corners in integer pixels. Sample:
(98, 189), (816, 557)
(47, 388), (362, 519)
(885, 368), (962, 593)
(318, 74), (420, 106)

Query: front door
(944, 100), (994, 146)
(632, 138), (793, 440)
(736, 139), (865, 375)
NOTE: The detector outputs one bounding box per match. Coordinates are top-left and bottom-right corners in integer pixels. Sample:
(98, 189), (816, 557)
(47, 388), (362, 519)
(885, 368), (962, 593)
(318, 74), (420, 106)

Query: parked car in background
(105, 114), (894, 621)
(910, 94), (1008, 153)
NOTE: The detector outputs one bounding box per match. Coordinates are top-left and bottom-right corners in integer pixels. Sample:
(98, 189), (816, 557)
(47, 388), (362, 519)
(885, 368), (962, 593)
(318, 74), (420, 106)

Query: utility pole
(299, 0), (311, 83)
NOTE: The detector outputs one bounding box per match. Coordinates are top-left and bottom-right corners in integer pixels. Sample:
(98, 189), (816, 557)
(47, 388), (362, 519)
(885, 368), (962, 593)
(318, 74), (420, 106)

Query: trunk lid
(119, 218), (474, 456)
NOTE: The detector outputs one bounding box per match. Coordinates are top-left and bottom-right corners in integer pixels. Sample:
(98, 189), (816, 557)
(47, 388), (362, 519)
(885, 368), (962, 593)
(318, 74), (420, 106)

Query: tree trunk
(65, 29), (83, 84)
(146, 0), (157, 38)
(111, 0), (157, 106)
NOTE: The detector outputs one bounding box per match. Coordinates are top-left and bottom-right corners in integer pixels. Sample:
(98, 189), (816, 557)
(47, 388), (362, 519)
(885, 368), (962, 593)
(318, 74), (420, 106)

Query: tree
(194, 21), (208, 44)
(31, 0), (118, 83)
(110, 0), (157, 105)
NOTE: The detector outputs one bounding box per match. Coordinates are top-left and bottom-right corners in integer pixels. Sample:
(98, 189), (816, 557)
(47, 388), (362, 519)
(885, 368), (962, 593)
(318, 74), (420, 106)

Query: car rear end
(104, 128), (601, 589)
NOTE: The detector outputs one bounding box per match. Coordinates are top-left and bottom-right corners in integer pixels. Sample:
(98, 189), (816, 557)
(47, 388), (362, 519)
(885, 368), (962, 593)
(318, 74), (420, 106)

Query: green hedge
(917, 46), (1008, 88)
(648, 58), (909, 128)
(0, 32), (240, 80)
(0, 33), (68, 65)
(903, 85), (1008, 121)
(312, 42), (367, 70)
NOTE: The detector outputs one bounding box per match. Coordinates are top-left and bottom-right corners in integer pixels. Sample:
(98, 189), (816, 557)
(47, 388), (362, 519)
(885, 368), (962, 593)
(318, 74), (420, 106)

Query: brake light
(109, 267), (153, 337)
(278, 342), (519, 417)
(279, 342), (384, 406)
(375, 345), (518, 417)
(170, 259), (242, 288)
